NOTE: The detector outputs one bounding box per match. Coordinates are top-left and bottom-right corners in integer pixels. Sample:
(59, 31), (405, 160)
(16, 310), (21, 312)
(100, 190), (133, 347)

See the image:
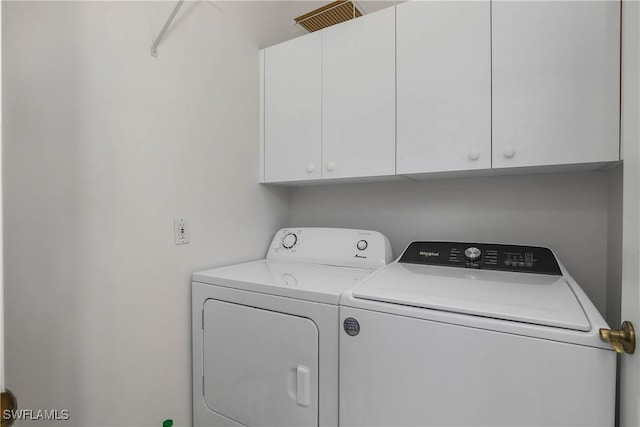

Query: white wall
(2, 2), (292, 426)
(291, 171), (616, 318)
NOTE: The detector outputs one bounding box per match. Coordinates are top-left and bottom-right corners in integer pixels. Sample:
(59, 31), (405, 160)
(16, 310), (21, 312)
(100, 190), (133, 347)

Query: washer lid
(352, 263), (591, 332)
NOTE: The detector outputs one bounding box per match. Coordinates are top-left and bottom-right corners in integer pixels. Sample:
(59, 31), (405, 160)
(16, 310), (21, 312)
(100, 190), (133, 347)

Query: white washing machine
(192, 227), (392, 427)
(340, 241), (616, 427)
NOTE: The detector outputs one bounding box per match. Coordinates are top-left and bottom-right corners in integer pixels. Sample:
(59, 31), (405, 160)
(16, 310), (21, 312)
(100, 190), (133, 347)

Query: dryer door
(203, 299), (319, 427)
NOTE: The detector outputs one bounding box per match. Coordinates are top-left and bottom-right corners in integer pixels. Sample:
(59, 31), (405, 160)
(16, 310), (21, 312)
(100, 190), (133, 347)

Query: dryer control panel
(267, 228), (394, 270)
(399, 242), (562, 275)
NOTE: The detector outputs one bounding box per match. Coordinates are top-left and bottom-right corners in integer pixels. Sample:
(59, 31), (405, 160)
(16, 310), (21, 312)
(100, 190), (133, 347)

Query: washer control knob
(326, 161), (336, 172)
(464, 246), (482, 262)
(306, 163), (315, 173)
(357, 240), (368, 251)
(282, 232), (298, 249)
(468, 150), (480, 161)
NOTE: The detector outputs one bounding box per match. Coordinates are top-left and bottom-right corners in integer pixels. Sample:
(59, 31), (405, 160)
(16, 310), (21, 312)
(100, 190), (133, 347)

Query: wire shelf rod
(151, 0), (185, 58)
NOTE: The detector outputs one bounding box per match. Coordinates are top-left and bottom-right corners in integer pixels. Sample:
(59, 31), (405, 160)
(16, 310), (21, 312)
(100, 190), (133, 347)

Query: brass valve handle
(599, 321), (635, 354)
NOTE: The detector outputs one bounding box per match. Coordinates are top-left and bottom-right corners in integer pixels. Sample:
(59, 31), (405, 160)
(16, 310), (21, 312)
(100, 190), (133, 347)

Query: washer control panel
(399, 241), (561, 275)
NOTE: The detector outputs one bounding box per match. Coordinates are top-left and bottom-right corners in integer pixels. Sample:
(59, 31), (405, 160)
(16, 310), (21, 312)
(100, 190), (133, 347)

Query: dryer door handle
(296, 365), (311, 407)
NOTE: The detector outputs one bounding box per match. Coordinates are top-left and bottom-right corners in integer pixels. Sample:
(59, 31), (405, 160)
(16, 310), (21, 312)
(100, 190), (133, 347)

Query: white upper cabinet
(264, 32), (322, 183)
(259, 2), (621, 184)
(492, 1), (620, 169)
(396, 1), (491, 175)
(322, 7), (396, 180)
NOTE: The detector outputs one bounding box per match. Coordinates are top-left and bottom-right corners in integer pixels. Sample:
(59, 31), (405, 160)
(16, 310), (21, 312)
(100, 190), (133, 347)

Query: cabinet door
(264, 33), (322, 182)
(322, 8), (396, 179)
(397, 1), (491, 175)
(492, 1), (620, 169)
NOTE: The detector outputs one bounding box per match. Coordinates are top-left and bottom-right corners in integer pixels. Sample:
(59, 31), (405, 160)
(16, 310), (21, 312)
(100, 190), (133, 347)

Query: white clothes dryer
(339, 241), (616, 427)
(192, 228), (392, 427)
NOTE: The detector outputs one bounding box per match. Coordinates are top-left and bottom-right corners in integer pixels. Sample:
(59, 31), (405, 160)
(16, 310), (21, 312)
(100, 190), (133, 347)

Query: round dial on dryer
(357, 240), (368, 251)
(282, 232), (298, 249)
(464, 246), (482, 262)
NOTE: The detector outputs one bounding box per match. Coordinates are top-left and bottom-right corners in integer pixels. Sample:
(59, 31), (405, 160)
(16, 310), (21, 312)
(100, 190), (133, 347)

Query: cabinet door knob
(468, 150), (480, 161)
(326, 161), (336, 172)
(306, 163), (315, 173)
(502, 147), (516, 159)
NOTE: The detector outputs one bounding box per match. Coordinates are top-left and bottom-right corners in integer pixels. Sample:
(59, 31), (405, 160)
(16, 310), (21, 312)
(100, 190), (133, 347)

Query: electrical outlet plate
(174, 218), (190, 245)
